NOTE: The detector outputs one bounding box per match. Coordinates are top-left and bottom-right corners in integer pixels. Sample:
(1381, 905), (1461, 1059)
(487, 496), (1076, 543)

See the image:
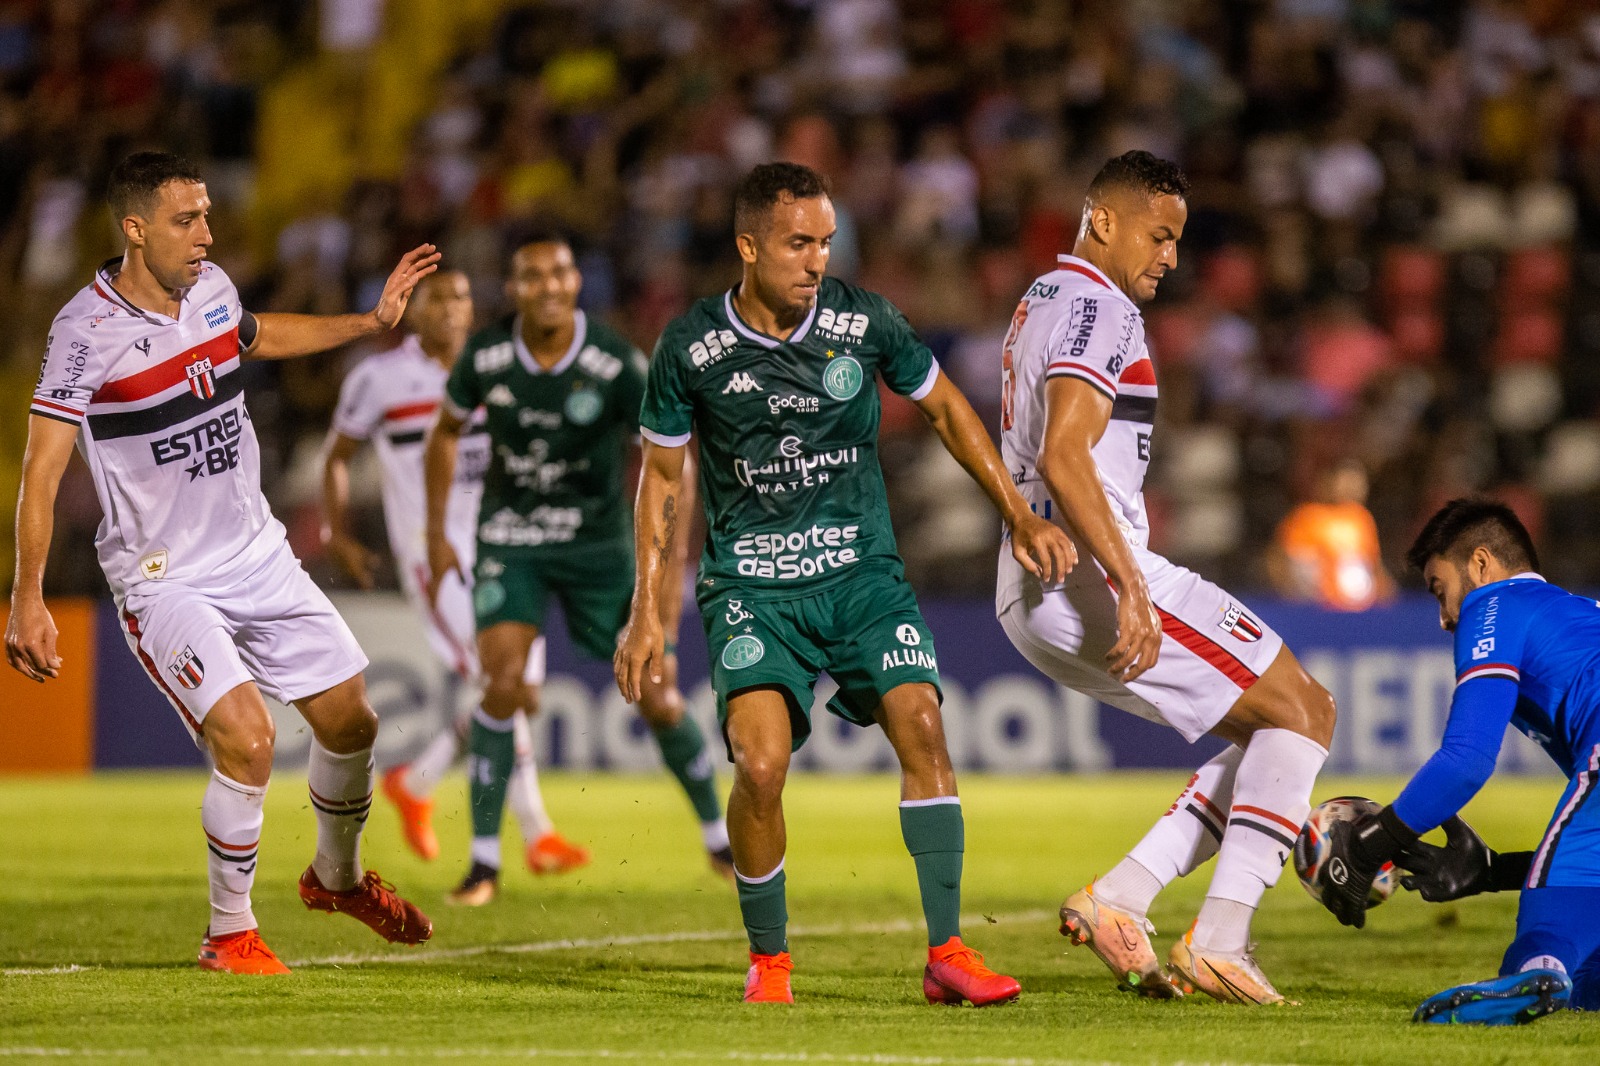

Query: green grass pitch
(0, 770), (1593, 1064)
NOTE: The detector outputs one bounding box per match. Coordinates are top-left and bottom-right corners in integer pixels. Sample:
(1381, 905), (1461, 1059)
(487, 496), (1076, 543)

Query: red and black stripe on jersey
(84, 328), (242, 440)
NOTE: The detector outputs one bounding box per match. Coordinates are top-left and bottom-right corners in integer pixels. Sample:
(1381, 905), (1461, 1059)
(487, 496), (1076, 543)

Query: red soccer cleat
(380, 765), (439, 862)
(198, 928), (290, 975)
(923, 937), (1021, 1007)
(743, 951), (794, 1003)
(298, 866), (433, 945)
(526, 831), (592, 875)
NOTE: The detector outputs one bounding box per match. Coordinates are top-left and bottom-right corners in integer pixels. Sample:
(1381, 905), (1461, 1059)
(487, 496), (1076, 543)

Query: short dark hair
(1406, 497), (1538, 573)
(733, 163), (831, 237)
(1087, 150), (1189, 203)
(106, 152), (205, 220)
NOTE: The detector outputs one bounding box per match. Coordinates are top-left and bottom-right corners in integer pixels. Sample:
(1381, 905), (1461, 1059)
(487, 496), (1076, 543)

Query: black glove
(1321, 805), (1417, 929)
(1399, 816), (1533, 901)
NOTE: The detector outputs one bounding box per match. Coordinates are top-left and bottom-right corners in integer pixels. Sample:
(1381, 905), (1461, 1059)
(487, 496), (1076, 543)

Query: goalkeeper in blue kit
(1319, 498), (1600, 1025)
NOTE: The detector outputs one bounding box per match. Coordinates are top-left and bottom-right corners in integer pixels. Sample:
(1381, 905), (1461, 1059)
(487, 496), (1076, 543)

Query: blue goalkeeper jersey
(1394, 574), (1600, 835)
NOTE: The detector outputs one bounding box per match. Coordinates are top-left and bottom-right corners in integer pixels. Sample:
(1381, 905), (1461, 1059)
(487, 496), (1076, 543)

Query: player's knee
(637, 687), (683, 728)
(321, 697), (379, 752)
(734, 750), (788, 801)
(209, 718), (275, 781)
(481, 677), (523, 718)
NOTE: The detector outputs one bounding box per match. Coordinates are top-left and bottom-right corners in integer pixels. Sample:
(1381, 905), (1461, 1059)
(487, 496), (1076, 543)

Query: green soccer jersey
(641, 278), (939, 600)
(444, 310), (647, 554)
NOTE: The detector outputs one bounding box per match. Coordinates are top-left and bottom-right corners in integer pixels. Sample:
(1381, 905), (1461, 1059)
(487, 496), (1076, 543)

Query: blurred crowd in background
(5, 0), (1600, 604)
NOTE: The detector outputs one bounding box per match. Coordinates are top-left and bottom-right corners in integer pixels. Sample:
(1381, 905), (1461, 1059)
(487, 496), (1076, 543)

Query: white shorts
(117, 539), (369, 740)
(396, 555), (546, 686)
(998, 545), (1284, 743)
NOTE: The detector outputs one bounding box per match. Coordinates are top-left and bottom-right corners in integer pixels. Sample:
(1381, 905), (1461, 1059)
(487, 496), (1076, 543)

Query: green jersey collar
(724, 286), (818, 349)
(512, 309), (587, 375)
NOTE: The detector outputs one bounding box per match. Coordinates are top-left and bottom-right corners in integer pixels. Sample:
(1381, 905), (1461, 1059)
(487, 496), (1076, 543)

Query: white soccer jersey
(998, 254), (1154, 610)
(30, 259), (284, 596)
(331, 336), (490, 571)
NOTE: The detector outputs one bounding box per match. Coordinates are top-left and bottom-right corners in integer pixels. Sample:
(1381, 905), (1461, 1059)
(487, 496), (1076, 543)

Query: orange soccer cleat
(526, 831), (592, 875)
(923, 938), (1021, 1007)
(198, 928), (290, 975)
(743, 951), (795, 1003)
(380, 765), (439, 862)
(298, 866), (433, 945)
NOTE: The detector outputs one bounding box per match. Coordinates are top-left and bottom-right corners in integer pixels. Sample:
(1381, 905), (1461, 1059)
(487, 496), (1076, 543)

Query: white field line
(1, 909), (1055, 975)
(0, 1051), (1306, 1066)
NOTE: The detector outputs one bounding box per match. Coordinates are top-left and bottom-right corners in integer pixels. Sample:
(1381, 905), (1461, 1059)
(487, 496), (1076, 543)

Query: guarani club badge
(564, 387), (603, 426)
(1219, 603), (1263, 642)
(169, 645), (205, 690)
(721, 634), (765, 670)
(822, 355), (863, 401)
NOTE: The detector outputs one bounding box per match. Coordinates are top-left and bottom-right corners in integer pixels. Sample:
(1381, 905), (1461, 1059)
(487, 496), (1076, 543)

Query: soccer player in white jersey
(323, 269), (591, 886)
(995, 151), (1336, 1004)
(6, 152), (436, 974)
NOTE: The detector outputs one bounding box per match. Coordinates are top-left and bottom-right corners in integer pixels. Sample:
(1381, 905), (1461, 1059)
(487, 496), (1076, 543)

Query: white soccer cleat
(1059, 882), (1181, 999)
(1168, 923), (1290, 1006)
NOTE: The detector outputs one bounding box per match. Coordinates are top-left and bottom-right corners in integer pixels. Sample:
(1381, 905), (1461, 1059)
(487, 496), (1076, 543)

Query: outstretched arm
(1036, 376), (1160, 681)
(615, 440), (688, 702)
(422, 407), (466, 605)
(913, 371), (1074, 584)
(244, 244), (441, 360)
(5, 416), (79, 681)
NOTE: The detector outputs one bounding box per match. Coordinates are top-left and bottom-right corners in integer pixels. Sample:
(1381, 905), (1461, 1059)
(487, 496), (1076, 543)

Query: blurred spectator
(1269, 458), (1395, 612)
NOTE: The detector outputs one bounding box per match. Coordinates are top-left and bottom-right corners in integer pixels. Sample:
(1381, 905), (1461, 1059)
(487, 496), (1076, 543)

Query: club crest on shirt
(170, 645), (205, 690)
(1219, 603), (1263, 642)
(185, 357), (216, 400)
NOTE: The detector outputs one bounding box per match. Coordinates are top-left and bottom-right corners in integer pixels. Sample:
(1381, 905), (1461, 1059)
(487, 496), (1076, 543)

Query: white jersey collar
(1055, 254), (1137, 308)
(513, 310), (587, 375)
(94, 257), (193, 325)
(724, 286), (818, 349)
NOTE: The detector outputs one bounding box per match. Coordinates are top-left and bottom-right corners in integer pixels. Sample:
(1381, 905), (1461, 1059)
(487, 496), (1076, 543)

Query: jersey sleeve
(639, 330), (694, 447)
(330, 359), (381, 441)
(442, 347), (482, 421)
(1391, 589), (1530, 833)
(874, 297), (940, 400)
(30, 315), (109, 427)
(1044, 294), (1134, 401)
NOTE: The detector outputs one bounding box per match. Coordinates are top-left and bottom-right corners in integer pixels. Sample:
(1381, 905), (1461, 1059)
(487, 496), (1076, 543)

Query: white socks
(308, 740), (373, 892)
(1099, 745), (1247, 918)
(508, 710), (554, 839)
(702, 817), (731, 853)
(203, 770), (266, 936)
(403, 721), (462, 798)
(1195, 728), (1327, 953)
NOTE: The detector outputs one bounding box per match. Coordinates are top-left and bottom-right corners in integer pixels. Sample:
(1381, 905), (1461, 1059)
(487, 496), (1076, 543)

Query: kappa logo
(486, 384), (516, 407)
(1472, 637), (1496, 661)
(185, 357), (216, 400)
(170, 646), (205, 690)
(203, 303), (231, 329)
(722, 372), (762, 394)
(1219, 603), (1263, 643)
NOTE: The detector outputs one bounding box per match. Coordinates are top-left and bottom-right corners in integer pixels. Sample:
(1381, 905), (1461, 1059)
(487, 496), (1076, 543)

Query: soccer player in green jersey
(425, 235), (729, 903)
(615, 163), (1075, 1004)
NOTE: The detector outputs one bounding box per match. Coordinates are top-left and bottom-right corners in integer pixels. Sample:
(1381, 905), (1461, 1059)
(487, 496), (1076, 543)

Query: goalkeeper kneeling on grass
(1318, 498), (1600, 1025)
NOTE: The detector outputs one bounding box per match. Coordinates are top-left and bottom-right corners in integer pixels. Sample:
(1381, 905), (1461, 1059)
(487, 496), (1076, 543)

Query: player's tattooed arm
(422, 406), (466, 605)
(913, 371), (1075, 583)
(6, 416), (78, 682)
(244, 245), (441, 360)
(616, 441), (688, 703)
(1039, 377), (1161, 681)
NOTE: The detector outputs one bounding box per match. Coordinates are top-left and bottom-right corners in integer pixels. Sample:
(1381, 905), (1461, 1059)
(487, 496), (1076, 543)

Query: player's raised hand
(372, 244), (442, 330)
(1106, 580), (1161, 682)
(5, 595), (63, 683)
(328, 532), (381, 590)
(614, 611), (665, 705)
(425, 533), (463, 608)
(1009, 512), (1076, 584)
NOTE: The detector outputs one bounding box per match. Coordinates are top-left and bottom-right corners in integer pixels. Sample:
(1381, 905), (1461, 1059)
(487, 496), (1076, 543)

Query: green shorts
(700, 566), (941, 752)
(473, 542), (633, 661)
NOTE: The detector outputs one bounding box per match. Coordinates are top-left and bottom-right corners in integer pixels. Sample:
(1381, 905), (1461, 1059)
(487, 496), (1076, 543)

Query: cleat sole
(1415, 972), (1570, 1026)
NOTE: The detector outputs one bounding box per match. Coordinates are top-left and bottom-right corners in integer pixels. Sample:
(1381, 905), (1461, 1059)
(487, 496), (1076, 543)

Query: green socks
(900, 798), (965, 946)
(467, 710), (517, 866)
(735, 861), (789, 956)
(652, 717), (722, 824)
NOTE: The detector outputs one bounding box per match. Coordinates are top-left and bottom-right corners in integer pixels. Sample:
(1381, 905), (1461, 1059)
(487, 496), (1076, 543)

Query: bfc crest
(170, 646), (205, 690)
(185, 357), (216, 400)
(1220, 603), (1263, 642)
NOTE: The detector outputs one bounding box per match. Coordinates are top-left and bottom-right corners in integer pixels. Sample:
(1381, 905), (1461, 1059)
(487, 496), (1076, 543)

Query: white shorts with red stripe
(116, 539), (369, 741)
(396, 552), (546, 686)
(998, 545), (1283, 743)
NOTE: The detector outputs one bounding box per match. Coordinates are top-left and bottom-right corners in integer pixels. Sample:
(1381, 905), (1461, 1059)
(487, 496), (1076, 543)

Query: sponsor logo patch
(721, 634), (765, 670)
(203, 304), (231, 329)
(1472, 636), (1496, 660)
(767, 394), (819, 415)
(815, 309), (869, 340)
(170, 646), (205, 690)
(897, 624), (921, 646)
(822, 355), (863, 401)
(139, 550), (168, 581)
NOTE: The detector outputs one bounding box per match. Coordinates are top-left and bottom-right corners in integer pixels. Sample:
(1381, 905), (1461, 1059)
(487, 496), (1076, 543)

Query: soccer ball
(1293, 796), (1397, 907)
